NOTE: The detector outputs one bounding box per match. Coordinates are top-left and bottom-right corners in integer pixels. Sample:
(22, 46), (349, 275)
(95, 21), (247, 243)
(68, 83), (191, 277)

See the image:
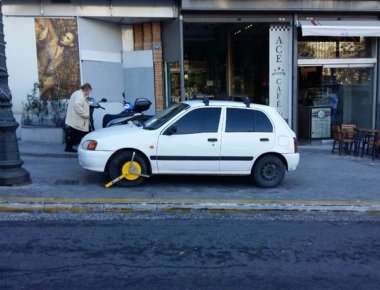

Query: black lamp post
(0, 3), (31, 186)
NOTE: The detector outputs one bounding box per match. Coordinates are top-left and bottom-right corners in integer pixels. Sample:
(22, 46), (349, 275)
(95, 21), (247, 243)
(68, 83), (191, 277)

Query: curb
(20, 152), (77, 159)
(1, 197), (380, 213)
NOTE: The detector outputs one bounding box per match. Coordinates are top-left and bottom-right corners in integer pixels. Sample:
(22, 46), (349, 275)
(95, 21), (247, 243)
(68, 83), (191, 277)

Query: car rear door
(220, 108), (275, 173)
(155, 107), (222, 174)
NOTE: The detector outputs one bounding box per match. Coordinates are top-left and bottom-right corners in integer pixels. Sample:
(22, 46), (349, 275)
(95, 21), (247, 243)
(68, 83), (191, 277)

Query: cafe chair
(340, 124), (357, 155)
(353, 129), (366, 157)
(361, 130), (377, 158)
(331, 125), (343, 155)
(371, 132), (380, 160)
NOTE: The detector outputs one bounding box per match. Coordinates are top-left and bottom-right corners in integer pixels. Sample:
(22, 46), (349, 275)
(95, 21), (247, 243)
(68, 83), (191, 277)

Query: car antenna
(203, 96), (209, 106)
(243, 97), (250, 108)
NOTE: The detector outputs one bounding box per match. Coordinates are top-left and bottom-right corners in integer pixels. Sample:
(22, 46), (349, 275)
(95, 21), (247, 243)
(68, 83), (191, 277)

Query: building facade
(176, 0), (380, 140)
(4, 0), (380, 142)
(3, 0), (177, 141)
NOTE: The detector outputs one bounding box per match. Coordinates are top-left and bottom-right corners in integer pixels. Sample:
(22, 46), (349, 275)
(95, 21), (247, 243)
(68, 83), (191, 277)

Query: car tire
(252, 155), (286, 188)
(107, 151), (148, 187)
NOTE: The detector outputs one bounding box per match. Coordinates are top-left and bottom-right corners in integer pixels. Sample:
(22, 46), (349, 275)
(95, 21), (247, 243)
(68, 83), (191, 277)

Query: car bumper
(78, 147), (113, 172)
(283, 153), (300, 171)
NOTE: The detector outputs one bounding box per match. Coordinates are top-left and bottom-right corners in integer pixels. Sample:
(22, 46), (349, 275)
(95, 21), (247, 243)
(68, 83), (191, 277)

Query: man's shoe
(65, 148), (77, 153)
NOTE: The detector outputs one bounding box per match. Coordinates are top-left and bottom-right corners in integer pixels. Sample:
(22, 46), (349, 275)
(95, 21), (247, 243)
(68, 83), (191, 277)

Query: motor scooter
(102, 98), (152, 128)
(89, 97), (152, 131)
(89, 98), (107, 131)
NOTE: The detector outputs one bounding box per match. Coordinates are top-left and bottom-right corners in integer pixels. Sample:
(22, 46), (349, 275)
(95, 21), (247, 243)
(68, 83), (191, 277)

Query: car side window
(172, 107), (221, 134)
(254, 110), (273, 133)
(225, 108), (255, 132)
(226, 108), (273, 133)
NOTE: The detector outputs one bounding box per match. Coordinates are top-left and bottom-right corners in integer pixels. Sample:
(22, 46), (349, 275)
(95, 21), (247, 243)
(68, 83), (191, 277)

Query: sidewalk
(18, 141), (76, 159)
(1, 141), (380, 213)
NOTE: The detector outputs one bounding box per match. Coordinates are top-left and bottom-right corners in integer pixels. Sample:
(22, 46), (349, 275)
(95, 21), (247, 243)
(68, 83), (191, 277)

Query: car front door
(155, 107), (222, 174)
(220, 108), (275, 173)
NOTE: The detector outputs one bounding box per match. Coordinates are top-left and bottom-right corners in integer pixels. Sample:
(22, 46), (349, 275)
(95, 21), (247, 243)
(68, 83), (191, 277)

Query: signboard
(311, 107), (332, 139)
(269, 25), (291, 122)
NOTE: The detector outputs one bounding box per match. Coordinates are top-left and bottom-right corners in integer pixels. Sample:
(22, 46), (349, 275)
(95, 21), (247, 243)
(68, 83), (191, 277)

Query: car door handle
(208, 138), (218, 142)
(260, 138), (269, 142)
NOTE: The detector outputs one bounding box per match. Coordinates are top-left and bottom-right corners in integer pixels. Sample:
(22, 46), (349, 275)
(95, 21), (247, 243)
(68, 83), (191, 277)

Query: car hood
(82, 123), (154, 150)
(91, 123), (142, 138)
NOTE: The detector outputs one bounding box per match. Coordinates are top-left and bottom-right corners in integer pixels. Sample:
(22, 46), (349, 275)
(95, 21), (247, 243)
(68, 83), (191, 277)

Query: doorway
(297, 35), (376, 140)
(183, 23), (270, 104)
(298, 65), (374, 140)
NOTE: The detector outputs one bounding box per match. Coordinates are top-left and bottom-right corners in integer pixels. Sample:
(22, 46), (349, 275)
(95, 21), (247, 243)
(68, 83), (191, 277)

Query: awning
(299, 20), (380, 37)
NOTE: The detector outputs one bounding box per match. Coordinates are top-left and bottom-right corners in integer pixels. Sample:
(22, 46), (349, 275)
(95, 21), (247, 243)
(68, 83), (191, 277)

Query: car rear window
(226, 108), (273, 133)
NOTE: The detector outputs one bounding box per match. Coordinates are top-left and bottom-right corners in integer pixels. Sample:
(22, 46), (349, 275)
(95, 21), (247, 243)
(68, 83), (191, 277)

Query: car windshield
(144, 103), (190, 130)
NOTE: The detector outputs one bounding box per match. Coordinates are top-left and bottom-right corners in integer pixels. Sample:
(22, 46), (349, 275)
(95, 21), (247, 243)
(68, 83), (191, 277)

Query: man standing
(64, 83), (92, 152)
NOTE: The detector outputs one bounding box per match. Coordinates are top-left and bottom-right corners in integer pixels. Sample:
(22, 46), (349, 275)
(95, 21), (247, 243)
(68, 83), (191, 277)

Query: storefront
(165, 14), (293, 123)
(171, 0), (380, 140)
(297, 18), (380, 140)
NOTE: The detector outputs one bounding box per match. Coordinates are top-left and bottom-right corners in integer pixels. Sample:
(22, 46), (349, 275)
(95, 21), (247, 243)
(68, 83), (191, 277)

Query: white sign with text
(269, 25), (291, 122)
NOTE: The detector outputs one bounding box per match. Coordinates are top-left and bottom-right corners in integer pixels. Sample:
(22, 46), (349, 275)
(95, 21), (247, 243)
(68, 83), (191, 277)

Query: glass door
(322, 66), (373, 128)
(298, 65), (374, 139)
(299, 66), (374, 126)
(165, 62), (181, 106)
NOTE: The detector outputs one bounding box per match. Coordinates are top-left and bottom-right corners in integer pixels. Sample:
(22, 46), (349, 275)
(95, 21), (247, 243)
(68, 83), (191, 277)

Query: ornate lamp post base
(0, 4), (31, 186)
(0, 131), (31, 186)
(0, 103), (31, 186)
(0, 167), (31, 186)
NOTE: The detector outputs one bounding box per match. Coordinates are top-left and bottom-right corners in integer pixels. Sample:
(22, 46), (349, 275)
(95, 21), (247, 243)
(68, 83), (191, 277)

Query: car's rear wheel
(107, 151), (148, 187)
(252, 155), (286, 188)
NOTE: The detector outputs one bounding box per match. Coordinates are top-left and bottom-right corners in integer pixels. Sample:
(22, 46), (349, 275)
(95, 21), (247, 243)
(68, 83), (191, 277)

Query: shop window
(231, 24), (270, 105)
(184, 24), (227, 99)
(297, 32), (376, 139)
(298, 66), (374, 139)
(166, 62), (181, 105)
(298, 36), (372, 59)
(226, 108), (273, 133)
(183, 23), (271, 104)
(173, 108), (221, 134)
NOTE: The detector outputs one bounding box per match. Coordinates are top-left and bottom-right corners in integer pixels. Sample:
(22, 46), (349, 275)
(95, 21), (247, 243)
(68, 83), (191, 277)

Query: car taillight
(293, 137), (299, 153)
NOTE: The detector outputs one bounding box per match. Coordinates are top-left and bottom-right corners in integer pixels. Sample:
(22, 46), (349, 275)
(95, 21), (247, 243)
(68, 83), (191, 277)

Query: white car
(78, 100), (299, 188)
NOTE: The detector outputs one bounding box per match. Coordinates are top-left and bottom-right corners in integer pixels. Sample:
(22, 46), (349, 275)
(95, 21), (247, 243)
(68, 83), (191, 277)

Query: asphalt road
(1, 212), (380, 290)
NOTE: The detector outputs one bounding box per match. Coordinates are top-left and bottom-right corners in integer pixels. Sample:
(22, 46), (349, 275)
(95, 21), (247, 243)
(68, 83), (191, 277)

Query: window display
(297, 33), (375, 140)
(298, 66), (374, 139)
(298, 36), (371, 59)
(183, 23), (273, 104)
(184, 23), (227, 99)
(166, 62), (181, 105)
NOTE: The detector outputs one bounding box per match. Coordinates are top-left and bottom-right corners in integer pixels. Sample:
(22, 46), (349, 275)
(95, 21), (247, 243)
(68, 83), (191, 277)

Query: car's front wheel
(107, 151), (148, 187)
(252, 155), (286, 188)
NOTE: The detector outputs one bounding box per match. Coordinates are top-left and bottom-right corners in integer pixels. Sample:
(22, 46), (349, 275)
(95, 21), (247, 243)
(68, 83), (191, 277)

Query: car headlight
(82, 140), (98, 151)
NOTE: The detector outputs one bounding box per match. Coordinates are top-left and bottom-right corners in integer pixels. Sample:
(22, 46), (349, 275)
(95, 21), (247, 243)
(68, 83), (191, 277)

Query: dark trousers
(65, 126), (88, 150)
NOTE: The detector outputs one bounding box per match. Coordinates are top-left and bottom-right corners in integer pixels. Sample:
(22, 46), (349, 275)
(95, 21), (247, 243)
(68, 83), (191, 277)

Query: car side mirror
(164, 125), (177, 136)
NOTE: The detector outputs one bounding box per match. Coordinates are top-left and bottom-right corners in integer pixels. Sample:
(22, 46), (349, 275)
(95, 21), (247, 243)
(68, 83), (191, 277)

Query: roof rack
(243, 97), (250, 108)
(230, 96), (251, 108)
(200, 96), (252, 107)
(203, 96), (209, 106)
